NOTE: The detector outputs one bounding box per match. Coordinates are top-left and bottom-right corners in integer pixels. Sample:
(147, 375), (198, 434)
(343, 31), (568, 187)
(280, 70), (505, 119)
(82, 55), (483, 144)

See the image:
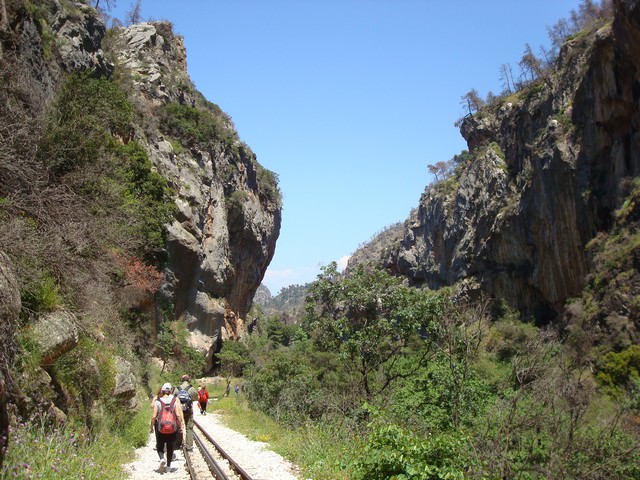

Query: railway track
(182, 418), (254, 480)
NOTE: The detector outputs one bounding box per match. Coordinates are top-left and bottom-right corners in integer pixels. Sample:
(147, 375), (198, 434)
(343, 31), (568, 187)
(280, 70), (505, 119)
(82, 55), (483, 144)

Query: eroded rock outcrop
(111, 22), (281, 356)
(383, 0), (640, 321)
(112, 356), (137, 406)
(31, 310), (80, 365)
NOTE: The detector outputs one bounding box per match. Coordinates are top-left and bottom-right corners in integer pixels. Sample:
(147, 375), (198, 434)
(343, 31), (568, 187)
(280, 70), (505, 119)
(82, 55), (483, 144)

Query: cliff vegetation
(0, 0), (280, 476)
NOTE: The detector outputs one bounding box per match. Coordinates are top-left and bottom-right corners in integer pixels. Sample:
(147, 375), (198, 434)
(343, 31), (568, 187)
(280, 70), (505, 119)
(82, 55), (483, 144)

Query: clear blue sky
(107, 0), (586, 295)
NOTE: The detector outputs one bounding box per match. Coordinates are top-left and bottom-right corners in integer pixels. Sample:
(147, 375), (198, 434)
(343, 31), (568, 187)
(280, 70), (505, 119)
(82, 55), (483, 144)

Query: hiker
(175, 374), (198, 451)
(150, 383), (184, 473)
(151, 385), (180, 462)
(234, 384), (239, 396)
(198, 384), (209, 415)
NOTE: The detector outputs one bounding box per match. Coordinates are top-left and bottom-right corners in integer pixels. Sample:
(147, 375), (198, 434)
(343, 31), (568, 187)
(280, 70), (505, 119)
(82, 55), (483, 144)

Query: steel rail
(194, 430), (230, 480)
(183, 441), (198, 479)
(194, 418), (254, 480)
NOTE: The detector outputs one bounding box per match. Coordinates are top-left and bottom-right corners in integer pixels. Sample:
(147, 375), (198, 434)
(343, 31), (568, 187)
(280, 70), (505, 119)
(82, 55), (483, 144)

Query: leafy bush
(387, 355), (493, 432)
(38, 72), (133, 176)
(158, 102), (236, 149)
(49, 337), (117, 419)
(246, 350), (322, 426)
(304, 263), (443, 400)
(20, 272), (61, 315)
(256, 164), (281, 208)
(354, 419), (468, 480)
(106, 141), (175, 262)
(217, 340), (252, 377)
(596, 345), (640, 390)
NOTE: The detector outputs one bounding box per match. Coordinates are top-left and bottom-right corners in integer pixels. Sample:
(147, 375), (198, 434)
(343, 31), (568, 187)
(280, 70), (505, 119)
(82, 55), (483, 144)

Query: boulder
(112, 356), (136, 401)
(32, 311), (79, 365)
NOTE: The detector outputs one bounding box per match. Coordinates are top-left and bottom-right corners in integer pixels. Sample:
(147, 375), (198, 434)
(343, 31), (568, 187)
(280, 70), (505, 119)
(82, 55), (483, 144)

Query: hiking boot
(158, 460), (166, 473)
(172, 452), (177, 461)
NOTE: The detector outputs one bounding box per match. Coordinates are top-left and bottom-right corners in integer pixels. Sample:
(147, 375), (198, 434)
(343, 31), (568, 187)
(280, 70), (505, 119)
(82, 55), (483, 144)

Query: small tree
(304, 263), (442, 399)
(156, 328), (174, 374)
(427, 160), (450, 183)
(125, 0), (142, 25)
(461, 88), (485, 116)
(518, 43), (543, 83)
(217, 340), (251, 378)
(499, 63), (514, 95)
(94, 0), (116, 9)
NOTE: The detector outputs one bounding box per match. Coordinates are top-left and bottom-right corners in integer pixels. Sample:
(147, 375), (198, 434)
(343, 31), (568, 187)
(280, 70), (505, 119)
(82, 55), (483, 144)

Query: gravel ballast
(124, 409), (301, 480)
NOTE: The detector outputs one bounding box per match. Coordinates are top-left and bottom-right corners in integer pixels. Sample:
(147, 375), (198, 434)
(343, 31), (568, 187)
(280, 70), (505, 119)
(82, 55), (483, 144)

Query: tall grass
(1, 400), (156, 479)
(1, 408), (133, 479)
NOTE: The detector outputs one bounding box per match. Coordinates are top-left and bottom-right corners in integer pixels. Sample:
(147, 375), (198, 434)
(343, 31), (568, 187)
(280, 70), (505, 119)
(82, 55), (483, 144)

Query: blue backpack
(176, 384), (193, 412)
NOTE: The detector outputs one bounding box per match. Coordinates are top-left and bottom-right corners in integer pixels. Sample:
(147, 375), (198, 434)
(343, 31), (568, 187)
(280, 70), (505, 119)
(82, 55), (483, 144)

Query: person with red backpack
(150, 383), (184, 473)
(197, 384), (209, 415)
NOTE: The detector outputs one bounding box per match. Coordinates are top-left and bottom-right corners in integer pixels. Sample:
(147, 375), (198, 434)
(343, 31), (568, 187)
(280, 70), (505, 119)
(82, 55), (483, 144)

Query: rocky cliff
(108, 22), (281, 357)
(359, 0), (640, 322)
(0, 0), (280, 401)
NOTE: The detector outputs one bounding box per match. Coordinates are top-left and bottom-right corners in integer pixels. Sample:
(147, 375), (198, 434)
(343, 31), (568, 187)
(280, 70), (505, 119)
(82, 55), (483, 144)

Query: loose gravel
(123, 408), (301, 480)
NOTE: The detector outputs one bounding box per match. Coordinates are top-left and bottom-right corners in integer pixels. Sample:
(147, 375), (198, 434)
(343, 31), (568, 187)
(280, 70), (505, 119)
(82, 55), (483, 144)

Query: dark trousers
(156, 431), (177, 467)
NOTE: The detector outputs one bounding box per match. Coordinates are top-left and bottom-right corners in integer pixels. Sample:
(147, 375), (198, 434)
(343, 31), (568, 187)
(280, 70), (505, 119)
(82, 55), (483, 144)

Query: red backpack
(157, 396), (178, 435)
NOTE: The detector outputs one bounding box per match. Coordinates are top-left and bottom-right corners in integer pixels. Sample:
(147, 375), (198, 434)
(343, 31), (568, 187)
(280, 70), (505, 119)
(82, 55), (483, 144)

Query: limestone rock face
(32, 311), (80, 365)
(384, 0), (640, 320)
(113, 23), (281, 355)
(8, 0), (111, 98)
(112, 356), (137, 402)
(49, 0), (111, 74)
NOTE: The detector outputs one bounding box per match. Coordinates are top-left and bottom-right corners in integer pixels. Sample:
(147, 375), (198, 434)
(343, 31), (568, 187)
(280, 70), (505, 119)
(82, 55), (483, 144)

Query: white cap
(161, 383), (172, 392)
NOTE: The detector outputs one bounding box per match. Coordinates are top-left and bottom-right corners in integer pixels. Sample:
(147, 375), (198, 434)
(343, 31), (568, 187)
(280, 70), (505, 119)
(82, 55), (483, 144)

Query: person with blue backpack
(175, 374), (198, 451)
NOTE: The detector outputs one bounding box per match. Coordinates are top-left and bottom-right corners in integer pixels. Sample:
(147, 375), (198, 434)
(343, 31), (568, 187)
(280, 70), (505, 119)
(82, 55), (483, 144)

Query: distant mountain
(253, 283), (309, 324)
(346, 222), (405, 273)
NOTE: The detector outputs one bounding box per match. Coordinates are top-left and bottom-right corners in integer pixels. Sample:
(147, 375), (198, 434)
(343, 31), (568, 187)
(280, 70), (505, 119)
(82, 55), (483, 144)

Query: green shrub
(108, 141), (176, 262)
(354, 419), (468, 480)
(16, 326), (44, 376)
(158, 102), (236, 149)
(596, 345), (640, 390)
(485, 317), (538, 362)
(38, 72), (133, 176)
(256, 164), (281, 208)
(387, 355), (493, 431)
(20, 272), (61, 315)
(50, 337), (117, 420)
(246, 350), (322, 426)
(217, 340), (252, 377)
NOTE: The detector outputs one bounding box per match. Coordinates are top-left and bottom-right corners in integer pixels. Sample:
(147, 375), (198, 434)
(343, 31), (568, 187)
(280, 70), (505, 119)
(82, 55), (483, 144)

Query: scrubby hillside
(0, 0), (280, 475)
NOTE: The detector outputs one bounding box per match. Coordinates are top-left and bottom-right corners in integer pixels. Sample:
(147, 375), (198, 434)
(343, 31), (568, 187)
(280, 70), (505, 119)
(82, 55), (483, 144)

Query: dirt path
(123, 408), (301, 480)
